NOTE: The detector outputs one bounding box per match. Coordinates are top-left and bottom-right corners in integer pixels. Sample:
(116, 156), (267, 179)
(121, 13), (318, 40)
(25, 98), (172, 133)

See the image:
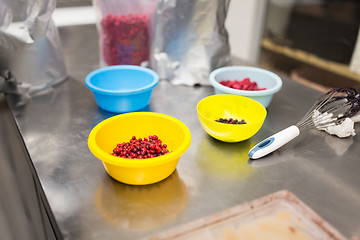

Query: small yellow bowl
(88, 112), (191, 185)
(197, 94), (267, 142)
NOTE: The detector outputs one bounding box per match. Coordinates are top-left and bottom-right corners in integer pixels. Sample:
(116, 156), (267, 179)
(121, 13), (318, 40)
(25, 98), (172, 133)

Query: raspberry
(219, 78), (266, 91)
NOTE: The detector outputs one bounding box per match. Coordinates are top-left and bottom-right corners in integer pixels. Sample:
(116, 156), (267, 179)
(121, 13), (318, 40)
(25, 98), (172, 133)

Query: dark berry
(215, 118), (247, 125)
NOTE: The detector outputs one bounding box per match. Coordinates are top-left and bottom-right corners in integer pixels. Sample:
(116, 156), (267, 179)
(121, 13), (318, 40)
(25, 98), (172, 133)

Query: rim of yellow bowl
(196, 94), (267, 126)
(88, 112), (191, 168)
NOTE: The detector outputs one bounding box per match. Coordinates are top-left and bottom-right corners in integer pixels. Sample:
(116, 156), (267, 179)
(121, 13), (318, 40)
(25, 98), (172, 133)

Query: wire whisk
(249, 87), (360, 160)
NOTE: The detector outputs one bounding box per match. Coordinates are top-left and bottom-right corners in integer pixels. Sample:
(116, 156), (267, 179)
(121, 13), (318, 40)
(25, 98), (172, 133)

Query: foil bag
(0, 0), (67, 95)
(151, 0), (232, 85)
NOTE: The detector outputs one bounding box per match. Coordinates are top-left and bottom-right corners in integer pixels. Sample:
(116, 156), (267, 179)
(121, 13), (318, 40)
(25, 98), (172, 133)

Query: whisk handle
(248, 125), (300, 160)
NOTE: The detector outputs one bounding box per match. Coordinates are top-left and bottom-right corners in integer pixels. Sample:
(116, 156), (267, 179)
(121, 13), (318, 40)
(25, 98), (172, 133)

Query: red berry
(219, 77), (266, 91)
(113, 147), (121, 154)
(111, 135), (170, 159)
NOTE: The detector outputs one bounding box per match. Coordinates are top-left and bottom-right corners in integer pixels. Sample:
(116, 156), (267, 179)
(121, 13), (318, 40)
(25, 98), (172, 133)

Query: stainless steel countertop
(6, 24), (360, 239)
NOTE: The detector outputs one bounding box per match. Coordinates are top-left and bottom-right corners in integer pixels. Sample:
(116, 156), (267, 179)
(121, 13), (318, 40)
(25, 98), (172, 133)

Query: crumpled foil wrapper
(0, 0), (67, 95)
(150, 0), (232, 86)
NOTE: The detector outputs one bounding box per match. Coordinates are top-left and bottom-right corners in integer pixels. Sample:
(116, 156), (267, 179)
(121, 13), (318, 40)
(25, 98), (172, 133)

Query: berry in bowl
(88, 112), (191, 185)
(197, 94), (267, 143)
(209, 66), (282, 108)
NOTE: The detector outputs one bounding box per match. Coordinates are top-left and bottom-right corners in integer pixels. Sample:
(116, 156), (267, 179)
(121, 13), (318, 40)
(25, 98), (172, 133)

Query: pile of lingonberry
(215, 118), (247, 124)
(100, 14), (149, 66)
(111, 135), (169, 159)
(219, 78), (266, 91)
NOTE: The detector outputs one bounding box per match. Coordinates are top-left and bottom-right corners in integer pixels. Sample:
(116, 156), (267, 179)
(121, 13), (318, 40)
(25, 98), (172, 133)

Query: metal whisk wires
(249, 87), (360, 160)
(296, 87), (360, 131)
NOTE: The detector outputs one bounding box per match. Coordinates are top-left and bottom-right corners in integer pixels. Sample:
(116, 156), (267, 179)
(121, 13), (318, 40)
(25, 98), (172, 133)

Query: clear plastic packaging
(93, 0), (157, 66)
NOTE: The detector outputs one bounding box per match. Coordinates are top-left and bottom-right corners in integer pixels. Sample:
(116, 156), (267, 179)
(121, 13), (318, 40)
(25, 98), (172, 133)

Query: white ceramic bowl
(209, 66), (282, 108)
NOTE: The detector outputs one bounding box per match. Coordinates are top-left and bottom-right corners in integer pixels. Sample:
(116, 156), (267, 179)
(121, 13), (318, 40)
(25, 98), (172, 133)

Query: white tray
(144, 190), (347, 240)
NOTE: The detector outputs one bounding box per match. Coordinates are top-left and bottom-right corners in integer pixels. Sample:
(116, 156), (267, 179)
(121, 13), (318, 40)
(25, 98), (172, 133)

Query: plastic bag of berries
(92, 0), (157, 66)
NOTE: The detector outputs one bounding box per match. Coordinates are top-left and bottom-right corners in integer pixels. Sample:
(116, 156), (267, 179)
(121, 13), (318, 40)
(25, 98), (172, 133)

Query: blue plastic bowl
(85, 65), (159, 113)
(209, 66), (282, 108)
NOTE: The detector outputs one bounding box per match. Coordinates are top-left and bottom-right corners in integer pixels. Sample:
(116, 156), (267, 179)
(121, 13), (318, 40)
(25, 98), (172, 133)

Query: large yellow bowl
(197, 95), (267, 142)
(88, 112), (191, 185)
